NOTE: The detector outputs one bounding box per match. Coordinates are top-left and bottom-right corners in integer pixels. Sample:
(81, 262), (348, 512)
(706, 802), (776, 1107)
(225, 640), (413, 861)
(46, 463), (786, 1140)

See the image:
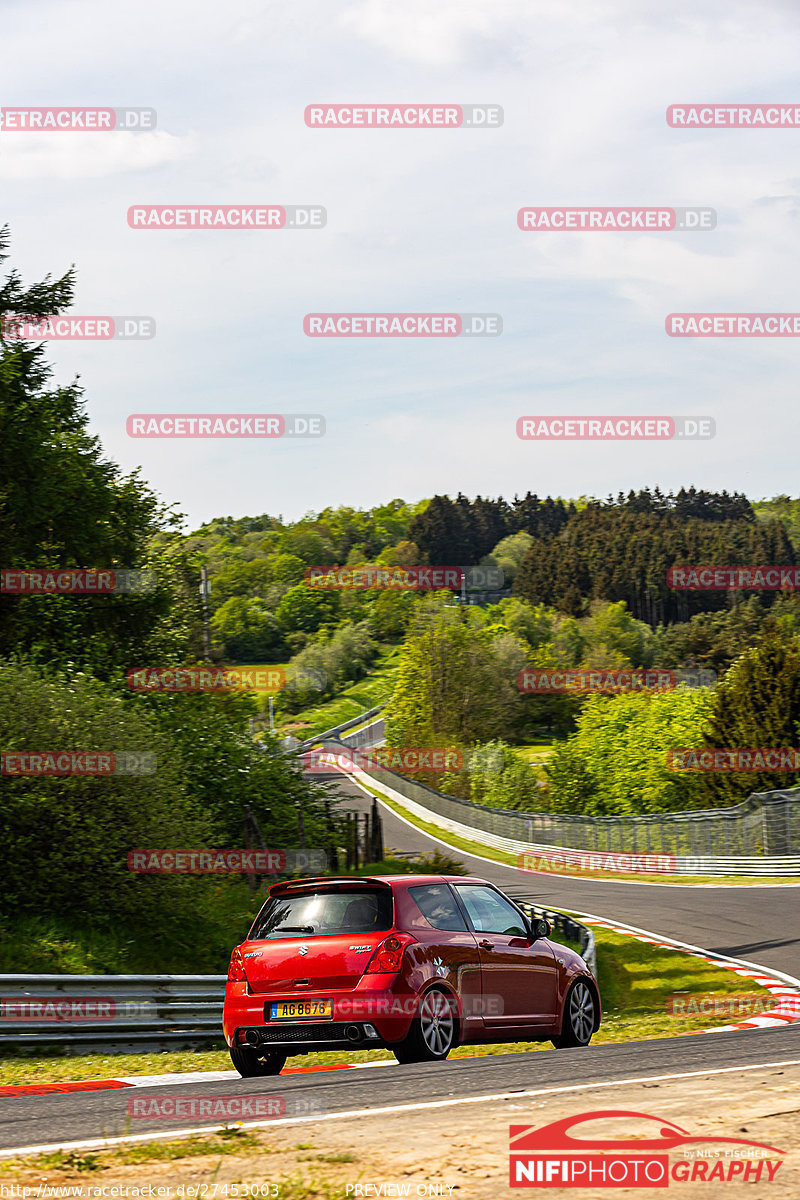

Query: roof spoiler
(269, 875), (392, 893)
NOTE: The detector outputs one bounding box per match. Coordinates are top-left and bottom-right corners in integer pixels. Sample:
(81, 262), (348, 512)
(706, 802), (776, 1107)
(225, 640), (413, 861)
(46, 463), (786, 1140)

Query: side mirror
(529, 916), (551, 941)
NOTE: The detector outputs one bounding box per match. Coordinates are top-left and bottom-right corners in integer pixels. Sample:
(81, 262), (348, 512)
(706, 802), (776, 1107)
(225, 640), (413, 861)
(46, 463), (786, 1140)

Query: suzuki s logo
(298, 946), (308, 956)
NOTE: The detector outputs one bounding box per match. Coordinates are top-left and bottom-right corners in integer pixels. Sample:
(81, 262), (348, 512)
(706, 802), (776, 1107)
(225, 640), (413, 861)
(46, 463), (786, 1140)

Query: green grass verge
(357, 779), (800, 885)
(0, 927), (775, 1087)
(0, 886), (260, 974)
(511, 742), (555, 763)
(278, 647), (400, 738)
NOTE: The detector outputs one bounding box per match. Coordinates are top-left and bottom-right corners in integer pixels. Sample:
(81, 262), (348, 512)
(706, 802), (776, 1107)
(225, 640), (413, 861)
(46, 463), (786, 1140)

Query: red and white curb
(577, 912), (800, 1033)
(0, 1058), (398, 1099)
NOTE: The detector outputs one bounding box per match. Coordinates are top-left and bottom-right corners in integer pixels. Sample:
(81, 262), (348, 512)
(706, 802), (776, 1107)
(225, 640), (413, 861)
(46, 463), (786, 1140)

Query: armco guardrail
(0, 974), (226, 1052)
(313, 740), (800, 875)
(340, 718), (385, 749)
(514, 904), (596, 975)
(292, 704), (385, 753)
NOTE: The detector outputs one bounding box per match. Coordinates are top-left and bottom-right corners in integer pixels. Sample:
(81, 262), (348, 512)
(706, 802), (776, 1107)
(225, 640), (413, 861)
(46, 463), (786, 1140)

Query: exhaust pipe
(244, 1029), (261, 1047)
(345, 1024), (362, 1042)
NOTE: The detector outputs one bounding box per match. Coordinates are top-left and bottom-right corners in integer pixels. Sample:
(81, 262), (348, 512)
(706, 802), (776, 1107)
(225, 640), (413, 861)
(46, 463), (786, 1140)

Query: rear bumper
(223, 980), (419, 1049)
(232, 1020), (389, 1052)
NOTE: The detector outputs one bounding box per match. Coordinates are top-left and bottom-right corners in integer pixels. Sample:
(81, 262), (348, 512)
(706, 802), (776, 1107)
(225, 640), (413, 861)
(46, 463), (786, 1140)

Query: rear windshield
(250, 889), (394, 939)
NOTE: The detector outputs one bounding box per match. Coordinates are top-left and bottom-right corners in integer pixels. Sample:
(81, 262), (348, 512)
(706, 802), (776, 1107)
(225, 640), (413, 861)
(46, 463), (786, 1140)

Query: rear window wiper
(279, 925), (315, 933)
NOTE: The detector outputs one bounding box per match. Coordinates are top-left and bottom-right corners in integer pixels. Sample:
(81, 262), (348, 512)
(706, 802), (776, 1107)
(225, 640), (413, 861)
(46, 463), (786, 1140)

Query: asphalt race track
(333, 768), (800, 979)
(2, 766), (799, 1155)
(2, 1029), (800, 1154)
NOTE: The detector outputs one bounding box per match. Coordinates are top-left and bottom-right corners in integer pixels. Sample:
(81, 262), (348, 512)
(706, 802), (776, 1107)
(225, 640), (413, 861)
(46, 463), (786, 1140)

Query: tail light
(365, 933), (416, 975)
(227, 946), (247, 982)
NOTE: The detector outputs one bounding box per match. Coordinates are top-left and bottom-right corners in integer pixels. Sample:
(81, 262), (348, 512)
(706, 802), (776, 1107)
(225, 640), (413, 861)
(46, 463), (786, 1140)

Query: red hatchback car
(223, 874), (600, 1076)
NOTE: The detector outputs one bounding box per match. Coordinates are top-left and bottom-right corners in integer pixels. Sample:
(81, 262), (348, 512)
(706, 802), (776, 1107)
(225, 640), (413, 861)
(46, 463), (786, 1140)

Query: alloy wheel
(419, 989), (455, 1056)
(568, 980), (594, 1044)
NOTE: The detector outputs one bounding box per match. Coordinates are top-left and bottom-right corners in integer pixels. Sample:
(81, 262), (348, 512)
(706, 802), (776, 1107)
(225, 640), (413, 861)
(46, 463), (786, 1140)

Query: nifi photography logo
(509, 1110), (784, 1187)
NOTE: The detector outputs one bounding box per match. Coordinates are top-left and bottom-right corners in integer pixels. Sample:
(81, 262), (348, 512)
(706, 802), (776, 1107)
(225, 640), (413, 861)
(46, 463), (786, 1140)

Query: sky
(3, 0), (800, 529)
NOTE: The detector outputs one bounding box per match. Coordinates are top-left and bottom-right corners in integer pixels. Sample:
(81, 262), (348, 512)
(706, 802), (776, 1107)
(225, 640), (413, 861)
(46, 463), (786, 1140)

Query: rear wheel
(552, 980), (595, 1048)
(229, 1042), (287, 1077)
(393, 987), (458, 1064)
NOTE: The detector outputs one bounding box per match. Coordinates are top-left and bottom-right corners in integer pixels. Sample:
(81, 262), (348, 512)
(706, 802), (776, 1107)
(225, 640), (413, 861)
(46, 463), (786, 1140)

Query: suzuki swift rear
(223, 874), (600, 1075)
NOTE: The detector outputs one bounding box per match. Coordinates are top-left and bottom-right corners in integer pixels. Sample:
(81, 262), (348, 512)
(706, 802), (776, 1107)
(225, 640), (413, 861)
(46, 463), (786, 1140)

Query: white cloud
(0, 130), (192, 180)
(2, 0), (800, 521)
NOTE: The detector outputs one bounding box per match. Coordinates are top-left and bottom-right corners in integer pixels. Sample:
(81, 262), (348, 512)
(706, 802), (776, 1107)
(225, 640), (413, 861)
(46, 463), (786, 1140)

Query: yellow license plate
(270, 999), (333, 1021)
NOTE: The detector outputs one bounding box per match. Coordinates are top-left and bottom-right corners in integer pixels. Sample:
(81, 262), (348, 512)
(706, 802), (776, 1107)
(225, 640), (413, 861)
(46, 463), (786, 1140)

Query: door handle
(479, 940), (494, 950)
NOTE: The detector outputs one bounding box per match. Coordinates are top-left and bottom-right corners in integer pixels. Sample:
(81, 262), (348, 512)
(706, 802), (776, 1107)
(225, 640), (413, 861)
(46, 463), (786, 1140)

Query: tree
(384, 602), (527, 749)
(468, 740), (542, 811)
(271, 553), (306, 585)
(275, 583), (340, 634)
(481, 531), (533, 584)
(277, 621), (378, 713)
(0, 229), (202, 675)
(697, 637), (800, 805)
(544, 689), (713, 814)
(0, 663), (209, 933)
(211, 596), (284, 661)
(579, 601), (655, 668)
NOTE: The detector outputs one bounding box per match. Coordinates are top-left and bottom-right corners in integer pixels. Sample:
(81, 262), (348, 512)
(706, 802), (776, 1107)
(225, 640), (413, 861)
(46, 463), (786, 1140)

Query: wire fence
(315, 735), (800, 862)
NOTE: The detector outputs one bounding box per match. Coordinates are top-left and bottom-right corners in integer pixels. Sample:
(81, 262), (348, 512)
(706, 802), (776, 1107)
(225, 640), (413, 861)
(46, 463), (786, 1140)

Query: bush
(468, 740), (542, 811)
(544, 689), (713, 814)
(0, 662), (210, 935)
(276, 621), (378, 714)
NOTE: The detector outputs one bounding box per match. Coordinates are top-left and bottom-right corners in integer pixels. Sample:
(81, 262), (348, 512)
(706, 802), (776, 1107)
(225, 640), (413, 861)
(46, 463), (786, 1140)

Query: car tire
(229, 1042), (287, 1077)
(393, 987), (458, 1064)
(552, 979), (596, 1048)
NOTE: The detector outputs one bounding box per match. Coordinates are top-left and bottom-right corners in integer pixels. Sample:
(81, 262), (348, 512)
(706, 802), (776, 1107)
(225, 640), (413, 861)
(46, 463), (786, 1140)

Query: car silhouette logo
(298, 946), (308, 956)
(510, 1110), (784, 1155)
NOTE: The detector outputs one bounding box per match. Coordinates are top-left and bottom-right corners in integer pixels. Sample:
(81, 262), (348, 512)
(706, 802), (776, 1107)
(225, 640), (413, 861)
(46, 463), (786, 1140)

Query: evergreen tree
(698, 637), (800, 805)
